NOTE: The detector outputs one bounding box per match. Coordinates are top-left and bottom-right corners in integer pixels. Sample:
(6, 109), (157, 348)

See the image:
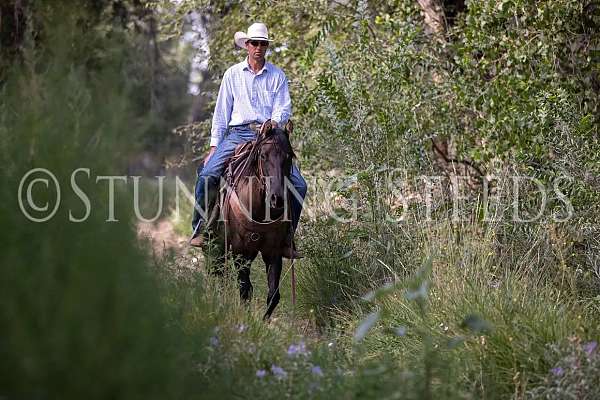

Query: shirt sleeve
(210, 69), (234, 147)
(271, 72), (292, 126)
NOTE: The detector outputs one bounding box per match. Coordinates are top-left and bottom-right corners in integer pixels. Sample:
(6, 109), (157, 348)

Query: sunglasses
(247, 40), (269, 47)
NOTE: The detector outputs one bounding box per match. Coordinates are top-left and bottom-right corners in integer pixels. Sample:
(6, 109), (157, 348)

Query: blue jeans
(191, 126), (307, 237)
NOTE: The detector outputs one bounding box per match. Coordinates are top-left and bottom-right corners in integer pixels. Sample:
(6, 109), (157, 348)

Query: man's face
(246, 40), (269, 62)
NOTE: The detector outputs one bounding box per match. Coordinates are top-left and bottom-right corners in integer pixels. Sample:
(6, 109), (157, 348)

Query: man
(190, 22), (307, 257)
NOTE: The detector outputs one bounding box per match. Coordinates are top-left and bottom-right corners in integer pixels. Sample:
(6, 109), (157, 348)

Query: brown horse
(203, 120), (296, 320)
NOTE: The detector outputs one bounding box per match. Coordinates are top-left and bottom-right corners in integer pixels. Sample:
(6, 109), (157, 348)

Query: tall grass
(293, 182), (600, 398)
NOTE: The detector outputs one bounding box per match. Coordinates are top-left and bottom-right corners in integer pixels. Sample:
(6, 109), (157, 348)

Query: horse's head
(256, 120), (295, 210)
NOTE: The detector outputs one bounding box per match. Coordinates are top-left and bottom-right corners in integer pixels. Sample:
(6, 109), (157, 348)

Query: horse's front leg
(235, 254), (255, 303)
(262, 254), (283, 321)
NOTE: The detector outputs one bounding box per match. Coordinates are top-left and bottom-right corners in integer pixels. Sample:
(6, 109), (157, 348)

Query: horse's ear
(260, 120), (273, 137)
(284, 119), (293, 136)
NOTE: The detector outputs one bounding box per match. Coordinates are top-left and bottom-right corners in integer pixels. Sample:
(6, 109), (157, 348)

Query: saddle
(224, 141), (258, 188)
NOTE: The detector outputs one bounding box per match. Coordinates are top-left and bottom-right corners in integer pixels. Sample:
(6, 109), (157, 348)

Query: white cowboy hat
(234, 22), (273, 49)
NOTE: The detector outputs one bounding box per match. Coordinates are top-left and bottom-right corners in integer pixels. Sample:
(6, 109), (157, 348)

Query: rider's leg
(287, 164), (307, 232)
(191, 127), (257, 239)
(281, 164), (307, 259)
(191, 172), (219, 238)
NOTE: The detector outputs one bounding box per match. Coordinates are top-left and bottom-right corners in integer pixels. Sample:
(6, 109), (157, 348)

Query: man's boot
(189, 235), (205, 248)
(282, 229), (303, 259)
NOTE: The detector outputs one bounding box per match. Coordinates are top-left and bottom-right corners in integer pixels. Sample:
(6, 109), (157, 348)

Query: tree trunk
(416, 0), (445, 35)
(416, 0), (484, 190)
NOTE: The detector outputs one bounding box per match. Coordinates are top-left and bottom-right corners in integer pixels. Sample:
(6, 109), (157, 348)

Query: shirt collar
(243, 58), (269, 75)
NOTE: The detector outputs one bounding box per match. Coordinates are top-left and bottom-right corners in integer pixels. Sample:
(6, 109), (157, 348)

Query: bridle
(255, 136), (293, 196)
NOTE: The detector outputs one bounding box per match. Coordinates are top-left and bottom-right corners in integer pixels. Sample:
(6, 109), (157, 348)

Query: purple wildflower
(271, 364), (287, 380)
(550, 366), (564, 376)
(394, 326), (407, 337)
(237, 324), (248, 333)
(311, 365), (324, 377)
(209, 335), (219, 348)
(256, 369), (267, 378)
(287, 341), (310, 357)
(583, 341), (597, 356)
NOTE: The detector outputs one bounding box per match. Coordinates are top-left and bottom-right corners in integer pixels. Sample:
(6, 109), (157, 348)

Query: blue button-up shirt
(210, 58), (292, 146)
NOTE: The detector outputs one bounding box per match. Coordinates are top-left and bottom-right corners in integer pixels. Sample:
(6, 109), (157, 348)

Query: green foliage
(166, 0), (599, 220)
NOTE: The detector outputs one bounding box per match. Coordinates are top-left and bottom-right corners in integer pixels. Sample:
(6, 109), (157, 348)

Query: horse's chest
(228, 224), (288, 256)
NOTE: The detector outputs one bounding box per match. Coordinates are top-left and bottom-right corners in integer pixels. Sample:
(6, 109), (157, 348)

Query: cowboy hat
(234, 22), (273, 49)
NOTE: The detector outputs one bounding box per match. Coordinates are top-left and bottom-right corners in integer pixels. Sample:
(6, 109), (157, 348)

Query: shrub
(0, 14), (190, 399)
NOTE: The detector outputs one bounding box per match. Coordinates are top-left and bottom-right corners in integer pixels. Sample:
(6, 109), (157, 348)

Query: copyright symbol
(18, 168), (61, 222)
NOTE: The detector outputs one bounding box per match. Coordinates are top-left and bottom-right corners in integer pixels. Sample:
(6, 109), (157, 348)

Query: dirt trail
(137, 219), (188, 257)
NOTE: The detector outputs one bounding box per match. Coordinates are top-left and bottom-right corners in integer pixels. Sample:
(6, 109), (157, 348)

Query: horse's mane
(227, 128), (296, 183)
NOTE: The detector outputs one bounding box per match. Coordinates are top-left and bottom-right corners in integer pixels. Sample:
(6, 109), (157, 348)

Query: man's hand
(271, 120), (278, 129)
(204, 146), (216, 165)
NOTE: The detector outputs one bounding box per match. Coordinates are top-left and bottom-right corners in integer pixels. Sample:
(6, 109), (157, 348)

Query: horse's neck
(235, 173), (286, 223)
(236, 174), (266, 222)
